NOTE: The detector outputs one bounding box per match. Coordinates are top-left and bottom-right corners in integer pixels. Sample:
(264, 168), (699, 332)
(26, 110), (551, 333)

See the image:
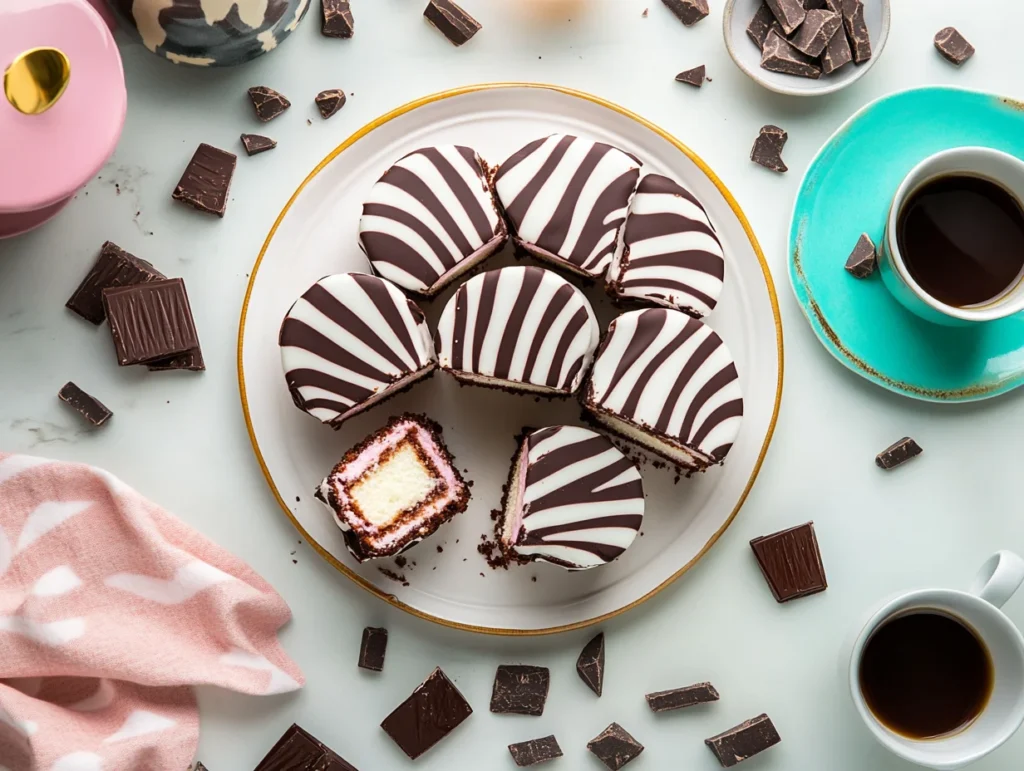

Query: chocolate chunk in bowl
(761, 30), (822, 79)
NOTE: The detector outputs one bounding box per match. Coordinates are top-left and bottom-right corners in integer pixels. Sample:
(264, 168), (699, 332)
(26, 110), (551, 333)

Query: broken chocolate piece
(248, 86), (291, 122)
(840, 0), (871, 63)
(490, 665), (550, 716)
(358, 627), (388, 672)
(381, 668), (472, 759)
(315, 89), (347, 119)
(876, 437), (923, 470)
(821, 20), (854, 73)
(646, 682), (720, 712)
(750, 125), (788, 173)
(661, 0), (708, 26)
(576, 632), (605, 696)
(102, 278), (200, 366)
(241, 134), (277, 156)
(423, 0), (481, 46)
(934, 27), (974, 66)
(705, 714), (781, 767)
(66, 241), (165, 324)
(761, 30), (822, 79)
(789, 8), (841, 57)
(750, 522), (827, 603)
(193, 764), (209, 771)
(171, 143), (236, 218)
(675, 65), (706, 87)
(587, 723), (644, 770)
(765, 0), (806, 35)
(146, 347), (205, 372)
(845, 233), (877, 277)
(746, 2), (780, 49)
(508, 736), (563, 767)
(58, 382), (112, 426)
(254, 723), (359, 771)
(322, 0), (355, 38)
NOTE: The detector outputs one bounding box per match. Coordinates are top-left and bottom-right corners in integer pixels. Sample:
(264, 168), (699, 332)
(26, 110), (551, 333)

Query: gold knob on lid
(4, 47), (71, 115)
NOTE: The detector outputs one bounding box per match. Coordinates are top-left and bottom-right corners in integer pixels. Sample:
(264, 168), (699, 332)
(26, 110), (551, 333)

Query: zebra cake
(499, 425), (645, 570)
(358, 145), (507, 296)
(435, 266), (600, 395)
(607, 174), (726, 318)
(279, 273), (436, 428)
(582, 308), (743, 470)
(494, 134), (642, 279)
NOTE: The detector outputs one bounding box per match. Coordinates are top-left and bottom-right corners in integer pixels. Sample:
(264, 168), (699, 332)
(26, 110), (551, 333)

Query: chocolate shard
(821, 19), (854, 73)
(146, 347), (205, 372)
(423, 0), (481, 46)
(750, 125), (788, 173)
(381, 668), (472, 759)
(315, 88), (347, 119)
(490, 665), (550, 716)
(587, 723), (644, 770)
(254, 723), (359, 771)
(576, 632), (605, 696)
(802, 0), (826, 7)
(675, 65), (706, 87)
(322, 0), (355, 37)
(193, 764), (209, 771)
(58, 382), (113, 426)
(750, 522), (827, 603)
(845, 233), (877, 277)
(358, 627), (388, 671)
(840, 0), (871, 63)
(761, 29), (822, 79)
(705, 714), (781, 767)
(934, 27), (974, 66)
(661, 0), (709, 26)
(171, 143), (236, 218)
(788, 8), (841, 57)
(102, 278), (200, 366)
(66, 241), (165, 324)
(508, 735), (563, 767)
(646, 682), (720, 712)
(241, 133), (277, 156)
(765, 0), (806, 35)
(876, 437), (922, 470)
(746, 3), (782, 49)
(248, 86), (291, 122)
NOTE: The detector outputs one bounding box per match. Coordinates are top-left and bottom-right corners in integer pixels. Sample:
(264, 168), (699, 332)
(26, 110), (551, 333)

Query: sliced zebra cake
(608, 174), (726, 318)
(582, 308), (743, 470)
(435, 266), (600, 395)
(279, 273), (436, 428)
(494, 134), (642, 279)
(358, 145), (507, 296)
(500, 425), (644, 570)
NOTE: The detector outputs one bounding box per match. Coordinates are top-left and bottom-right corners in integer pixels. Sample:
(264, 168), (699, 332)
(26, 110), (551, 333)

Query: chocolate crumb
(395, 555), (408, 568)
(531, 576), (537, 582)
(437, 545), (444, 553)
(378, 567), (407, 583)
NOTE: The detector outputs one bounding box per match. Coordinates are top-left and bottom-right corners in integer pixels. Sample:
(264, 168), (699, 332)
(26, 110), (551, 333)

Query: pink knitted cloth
(0, 454), (304, 771)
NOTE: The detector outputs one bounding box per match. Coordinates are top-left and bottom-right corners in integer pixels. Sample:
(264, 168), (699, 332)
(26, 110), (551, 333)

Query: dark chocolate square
(750, 522), (827, 603)
(381, 668), (472, 759)
(66, 241), (165, 324)
(254, 724), (358, 771)
(172, 143), (236, 217)
(646, 682), (720, 712)
(587, 723), (644, 770)
(840, 0), (872, 63)
(358, 627), (387, 671)
(508, 735), (563, 767)
(705, 714), (781, 767)
(490, 665), (550, 716)
(102, 278), (200, 366)
(58, 382), (113, 426)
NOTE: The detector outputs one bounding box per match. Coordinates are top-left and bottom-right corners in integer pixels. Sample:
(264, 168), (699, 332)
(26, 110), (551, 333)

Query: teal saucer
(789, 86), (1024, 403)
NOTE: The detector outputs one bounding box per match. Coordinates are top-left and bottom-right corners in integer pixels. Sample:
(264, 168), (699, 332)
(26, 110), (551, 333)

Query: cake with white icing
(494, 134), (642, 279)
(358, 145), (507, 296)
(582, 308), (743, 470)
(435, 265), (600, 395)
(279, 273), (436, 428)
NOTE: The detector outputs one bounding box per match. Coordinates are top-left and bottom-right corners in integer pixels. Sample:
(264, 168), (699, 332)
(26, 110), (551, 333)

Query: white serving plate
(238, 83), (783, 635)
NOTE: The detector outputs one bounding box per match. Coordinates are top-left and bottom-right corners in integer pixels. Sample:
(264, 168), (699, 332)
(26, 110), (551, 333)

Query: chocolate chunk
(241, 134), (277, 156)
(490, 665), (550, 716)
(146, 347), (205, 372)
(876, 437), (923, 470)
(587, 723), (644, 770)
(58, 382), (112, 426)
(66, 241), (165, 324)
(821, 20), (853, 73)
(705, 714), (781, 767)
(646, 682), (720, 712)
(789, 8), (841, 57)
(576, 632), (605, 696)
(802, 0), (826, 7)
(322, 0), (355, 38)
(171, 143), (236, 218)
(102, 278), (200, 366)
(248, 86), (291, 122)
(254, 723), (359, 771)
(761, 30), (822, 79)
(840, 0), (871, 63)
(746, 3), (781, 49)
(381, 668), (472, 759)
(508, 735), (563, 767)
(315, 89), (347, 119)
(358, 627), (387, 671)
(423, 0), (481, 46)
(750, 522), (827, 603)
(675, 65), (706, 87)
(765, 0), (806, 35)
(193, 764), (209, 771)
(750, 125), (788, 173)
(934, 27), (974, 66)
(845, 233), (877, 277)
(661, 0), (709, 26)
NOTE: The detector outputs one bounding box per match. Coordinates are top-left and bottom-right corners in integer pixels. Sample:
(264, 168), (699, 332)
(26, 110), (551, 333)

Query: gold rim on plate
(237, 82), (784, 636)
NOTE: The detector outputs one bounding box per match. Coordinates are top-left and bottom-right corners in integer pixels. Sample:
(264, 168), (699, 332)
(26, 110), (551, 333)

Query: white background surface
(2, 1), (1024, 769)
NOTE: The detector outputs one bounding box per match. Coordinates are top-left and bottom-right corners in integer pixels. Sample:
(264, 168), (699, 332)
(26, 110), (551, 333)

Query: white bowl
(723, 0), (890, 96)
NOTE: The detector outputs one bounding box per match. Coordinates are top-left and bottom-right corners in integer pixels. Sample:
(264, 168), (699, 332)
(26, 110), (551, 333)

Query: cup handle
(969, 551), (1024, 608)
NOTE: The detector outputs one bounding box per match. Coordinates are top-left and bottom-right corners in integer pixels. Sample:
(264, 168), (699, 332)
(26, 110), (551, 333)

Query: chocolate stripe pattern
(435, 266), (600, 394)
(279, 273), (436, 426)
(584, 308), (743, 468)
(608, 174), (726, 318)
(494, 134), (642, 278)
(358, 145), (507, 295)
(510, 426), (645, 570)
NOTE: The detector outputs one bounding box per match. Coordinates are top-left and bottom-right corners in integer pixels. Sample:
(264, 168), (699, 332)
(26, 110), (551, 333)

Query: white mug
(849, 551), (1024, 769)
